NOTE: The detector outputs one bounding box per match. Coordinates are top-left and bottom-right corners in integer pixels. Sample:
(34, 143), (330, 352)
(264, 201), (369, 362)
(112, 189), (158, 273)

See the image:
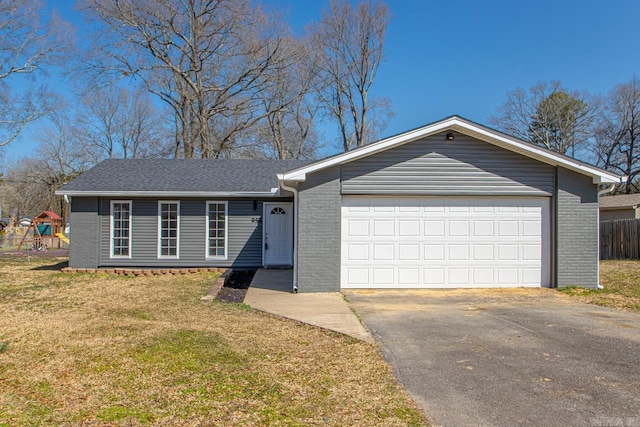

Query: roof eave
(600, 206), (636, 210)
(449, 121), (621, 184)
(55, 190), (279, 198)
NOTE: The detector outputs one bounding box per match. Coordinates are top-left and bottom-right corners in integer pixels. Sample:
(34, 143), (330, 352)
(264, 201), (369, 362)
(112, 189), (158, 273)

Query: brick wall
(296, 166), (341, 292)
(556, 168), (599, 288)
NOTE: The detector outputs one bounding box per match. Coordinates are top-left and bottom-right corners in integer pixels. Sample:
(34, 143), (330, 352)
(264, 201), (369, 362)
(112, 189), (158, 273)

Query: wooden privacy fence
(600, 218), (640, 259)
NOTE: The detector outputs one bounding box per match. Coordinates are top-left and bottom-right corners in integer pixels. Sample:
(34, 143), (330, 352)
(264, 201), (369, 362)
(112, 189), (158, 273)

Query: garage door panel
(473, 203), (494, 212)
(449, 220), (470, 236)
(498, 244), (518, 260)
(399, 220), (420, 236)
(398, 200), (421, 212)
(347, 244), (369, 261)
(373, 244), (394, 260)
(473, 220), (494, 236)
(348, 268), (369, 285)
(373, 268), (394, 284)
(374, 220), (394, 236)
(341, 196), (550, 288)
(424, 244), (445, 260)
(523, 244), (542, 260)
(347, 219), (369, 236)
(473, 244), (494, 260)
(422, 198), (445, 213)
(448, 199), (471, 212)
(449, 268), (470, 284)
(398, 268), (419, 285)
(497, 268), (518, 285)
(523, 221), (541, 236)
(399, 244), (419, 260)
(424, 220), (445, 236)
(473, 268), (494, 284)
(424, 268), (445, 285)
(449, 245), (470, 260)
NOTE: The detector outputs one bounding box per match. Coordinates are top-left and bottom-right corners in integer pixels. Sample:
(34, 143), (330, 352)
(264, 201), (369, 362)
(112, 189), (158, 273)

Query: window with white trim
(207, 201), (227, 259)
(158, 201), (179, 258)
(111, 201), (132, 258)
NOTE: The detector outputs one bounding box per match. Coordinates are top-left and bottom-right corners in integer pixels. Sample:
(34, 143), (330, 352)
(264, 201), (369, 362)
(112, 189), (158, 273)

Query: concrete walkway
(244, 269), (374, 343)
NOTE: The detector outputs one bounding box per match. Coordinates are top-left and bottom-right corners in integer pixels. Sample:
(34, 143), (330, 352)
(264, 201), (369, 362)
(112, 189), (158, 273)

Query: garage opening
(341, 196), (550, 288)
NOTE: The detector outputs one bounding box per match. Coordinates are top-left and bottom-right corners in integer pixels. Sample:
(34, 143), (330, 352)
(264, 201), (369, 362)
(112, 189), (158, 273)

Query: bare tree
(490, 81), (597, 157)
(4, 112), (90, 220)
(312, 0), (392, 151)
(75, 86), (171, 161)
(78, 0), (295, 159)
(593, 77), (640, 194)
(252, 36), (319, 159)
(0, 0), (70, 146)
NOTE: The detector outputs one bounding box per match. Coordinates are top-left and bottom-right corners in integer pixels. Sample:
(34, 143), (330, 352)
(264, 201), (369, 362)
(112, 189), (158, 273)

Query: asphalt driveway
(346, 289), (640, 427)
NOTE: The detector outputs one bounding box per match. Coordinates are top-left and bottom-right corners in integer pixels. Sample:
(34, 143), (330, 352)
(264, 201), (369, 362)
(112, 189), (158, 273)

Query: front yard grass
(558, 260), (640, 313)
(0, 254), (426, 426)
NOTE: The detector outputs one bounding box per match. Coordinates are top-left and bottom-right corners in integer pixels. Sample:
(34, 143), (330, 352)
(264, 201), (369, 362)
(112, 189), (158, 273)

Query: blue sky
(5, 0), (640, 161)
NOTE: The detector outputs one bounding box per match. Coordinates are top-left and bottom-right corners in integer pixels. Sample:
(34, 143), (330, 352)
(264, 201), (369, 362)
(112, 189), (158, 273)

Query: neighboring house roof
(279, 115), (622, 185)
(56, 159), (312, 197)
(599, 193), (640, 209)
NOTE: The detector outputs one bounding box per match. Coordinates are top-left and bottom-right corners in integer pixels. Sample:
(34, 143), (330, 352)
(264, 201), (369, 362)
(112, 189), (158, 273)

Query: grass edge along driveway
(559, 260), (640, 313)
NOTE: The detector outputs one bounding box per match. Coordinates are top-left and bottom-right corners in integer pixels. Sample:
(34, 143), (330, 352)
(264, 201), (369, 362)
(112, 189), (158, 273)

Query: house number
(251, 217), (262, 223)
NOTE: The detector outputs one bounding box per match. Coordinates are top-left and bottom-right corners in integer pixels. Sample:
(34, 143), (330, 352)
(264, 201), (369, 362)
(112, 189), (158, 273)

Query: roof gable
(341, 130), (555, 196)
(279, 116), (621, 185)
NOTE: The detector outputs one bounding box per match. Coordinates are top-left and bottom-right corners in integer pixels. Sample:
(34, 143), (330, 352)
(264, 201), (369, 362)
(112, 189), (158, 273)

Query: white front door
(263, 203), (293, 266)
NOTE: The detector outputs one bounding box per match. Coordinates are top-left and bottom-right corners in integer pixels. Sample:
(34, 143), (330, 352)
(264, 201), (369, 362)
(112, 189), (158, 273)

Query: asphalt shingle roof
(599, 193), (640, 208)
(58, 159), (312, 194)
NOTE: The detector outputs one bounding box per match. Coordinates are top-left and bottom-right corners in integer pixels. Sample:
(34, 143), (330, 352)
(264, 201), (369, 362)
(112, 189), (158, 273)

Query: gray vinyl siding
(97, 198), (275, 268)
(556, 168), (599, 288)
(342, 132), (555, 196)
(68, 197), (99, 269)
(297, 165), (341, 292)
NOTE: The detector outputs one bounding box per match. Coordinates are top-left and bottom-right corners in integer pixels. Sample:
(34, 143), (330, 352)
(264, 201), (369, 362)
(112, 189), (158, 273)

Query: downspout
(597, 183), (616, 197)
(596, 183), (618, 290)
(279, 179), (299, 293)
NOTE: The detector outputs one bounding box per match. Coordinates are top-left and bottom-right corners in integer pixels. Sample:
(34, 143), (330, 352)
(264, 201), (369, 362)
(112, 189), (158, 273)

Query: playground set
(18, 211), (69, 251)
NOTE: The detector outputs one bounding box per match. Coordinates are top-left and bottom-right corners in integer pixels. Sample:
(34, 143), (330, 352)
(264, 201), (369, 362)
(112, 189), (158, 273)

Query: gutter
(277, 176), (299, 293)
(54, 190), (279, 198)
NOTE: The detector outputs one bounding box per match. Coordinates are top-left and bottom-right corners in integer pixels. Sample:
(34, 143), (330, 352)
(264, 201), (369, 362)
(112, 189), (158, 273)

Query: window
(271, 207), (286, 215)
(207, 201), (227, 259)
(158, 201), (179, 258)
(111, 201), (132, 258)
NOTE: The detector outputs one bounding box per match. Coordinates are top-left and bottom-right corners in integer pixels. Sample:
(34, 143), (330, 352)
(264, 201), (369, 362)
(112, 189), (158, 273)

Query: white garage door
(341, 197), (550, 288)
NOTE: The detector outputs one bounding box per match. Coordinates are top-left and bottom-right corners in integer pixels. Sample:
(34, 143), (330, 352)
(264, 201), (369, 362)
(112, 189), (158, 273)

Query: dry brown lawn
(558, 260), (640, 312)
(0, 254), (426, 426)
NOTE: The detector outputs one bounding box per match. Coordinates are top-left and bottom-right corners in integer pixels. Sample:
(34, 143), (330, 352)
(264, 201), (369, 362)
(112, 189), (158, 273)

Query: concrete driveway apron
(346, 289), (640, 427)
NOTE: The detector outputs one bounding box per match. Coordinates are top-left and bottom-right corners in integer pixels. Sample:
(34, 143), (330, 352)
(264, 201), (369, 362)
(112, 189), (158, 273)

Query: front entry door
(263, 203), (293, 266)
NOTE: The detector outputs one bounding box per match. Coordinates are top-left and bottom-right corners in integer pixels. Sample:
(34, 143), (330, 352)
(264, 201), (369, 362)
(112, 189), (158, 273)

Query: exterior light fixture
(446, 132), (455, 141)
